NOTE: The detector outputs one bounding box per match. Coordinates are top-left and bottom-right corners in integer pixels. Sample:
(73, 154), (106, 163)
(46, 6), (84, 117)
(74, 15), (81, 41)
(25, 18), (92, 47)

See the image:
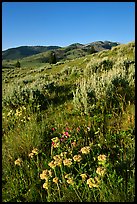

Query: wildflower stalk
(106, 172), (113, 189)
(81, 182), (87, 199)
(53, 169), (61, 199)
(92, 188), (98, 202)
(78, 162), (81, 170)
(73, 185), (83, 202)
(57, 183), (61, 200)
(60, 165), (66, 187)
(51, 145), (53, 158)
(47, 188), (51, 202)
(36, 154), (40, 173)
(74, 166), (80, 174)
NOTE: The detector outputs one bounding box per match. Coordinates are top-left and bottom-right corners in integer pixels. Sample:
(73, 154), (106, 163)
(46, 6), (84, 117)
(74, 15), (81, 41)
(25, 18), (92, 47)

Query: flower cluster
(6, 106), (30, 123)
(80, 173), (87, 181)
(73, 154), (82, 162)
(53, 177), (59, 184)
(51, 137), (60, 148)
(40, 169), (50, 180)
(40, 169), (52, 190)
(63, 158), (72, 167)
(53, 155), (62, 166)
(43, 181), (49, 190)
(96, 167), (106, 176)
(48, 152), (71, 169)
(60, 131), (70, 142)
(15, 109), (23, 117)
(65, 174), (74, 185)
(14, 158), (23, 166)
(60, 151), (67, 158)
(48, 160), (57, 169)
(80, 146), (90, 154)
(40, 126), (109, 194)
(87, 177), (100, 188)
(66, 178), (74, 185)
(7, 110), (13, 117)
(28, 148), (39, 158)
(97, 154), (107, 165)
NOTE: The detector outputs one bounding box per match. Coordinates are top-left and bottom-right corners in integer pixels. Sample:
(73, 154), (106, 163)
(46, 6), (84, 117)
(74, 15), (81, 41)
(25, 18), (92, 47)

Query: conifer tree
(49, 52), (56, 64)
(15, 61), (21, 68)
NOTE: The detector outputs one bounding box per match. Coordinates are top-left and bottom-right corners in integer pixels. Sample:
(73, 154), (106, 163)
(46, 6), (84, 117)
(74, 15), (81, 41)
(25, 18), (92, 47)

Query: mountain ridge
(2, 41), (120, 61)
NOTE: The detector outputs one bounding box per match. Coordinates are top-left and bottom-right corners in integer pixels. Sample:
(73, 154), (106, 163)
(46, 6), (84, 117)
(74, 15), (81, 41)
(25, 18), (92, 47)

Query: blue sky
(2, 2), (135, 50)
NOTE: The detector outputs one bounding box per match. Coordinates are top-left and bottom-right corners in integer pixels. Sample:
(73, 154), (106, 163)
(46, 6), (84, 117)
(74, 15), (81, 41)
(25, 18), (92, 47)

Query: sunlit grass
(2, 42), (135, 202)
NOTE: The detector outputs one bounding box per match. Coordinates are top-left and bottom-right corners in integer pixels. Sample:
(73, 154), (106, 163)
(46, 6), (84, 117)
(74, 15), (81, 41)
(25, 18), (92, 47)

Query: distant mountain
(2, 41), (120, 61)
(2, 45), (61, 60)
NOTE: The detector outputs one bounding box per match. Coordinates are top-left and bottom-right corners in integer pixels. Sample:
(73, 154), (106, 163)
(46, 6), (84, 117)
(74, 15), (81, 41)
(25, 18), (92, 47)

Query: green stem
(92, 188), (97, 202)
(51, 146), (53, 158)
(57, 183), (61, 200)
(53, 168), (61, 200)
(81, 182), (87, 199)
(74, 166), (80, 174)
(60, 165), (66, 186)
(73, 185), (83, 202)
(36, 154), (40, 173)
(107, 173), (113, 189)
(47, 188), (50, 202)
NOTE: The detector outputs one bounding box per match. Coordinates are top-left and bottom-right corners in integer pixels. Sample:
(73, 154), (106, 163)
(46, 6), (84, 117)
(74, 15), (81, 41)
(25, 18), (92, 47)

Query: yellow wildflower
(87, 177), (99, 188)
(54, 158), (62, 167)
(28, 152), (34, 158)
(51, 137), (60, 148)
(32, 148), (38, 155)
(94, 176), (100, 184)
(67, 178), (74, 185)
(53, 177), (59, 184)
(22, 106), (26, 110)
(43, 181), (48, 190)
(15, 109), (22, 117)
(80, 173), (87, 181)
(73, 154), (82, 162)
(53, 155), (61, 161)
(53, 155), (62, 166)
(60, 152), (67, 158)
(53, 142), (60, 148)
(96, 167), (106, 176)
(98, 154), (107, 162)
(14, 158), (23, 166)
(48, 160), (56, 169)
(7, 110), (13, 117)
(63, 158), (72, 167)
(51, 137), (60, 143)
(65, 173), (72, 179)
(40, 170), (49, 180)
(48, 169), (52, 177)
(80, 146), (90, 154)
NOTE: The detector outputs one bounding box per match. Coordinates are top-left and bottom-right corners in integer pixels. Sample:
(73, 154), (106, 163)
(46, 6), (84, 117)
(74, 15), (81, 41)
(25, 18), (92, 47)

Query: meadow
(2, 41), (135, 202)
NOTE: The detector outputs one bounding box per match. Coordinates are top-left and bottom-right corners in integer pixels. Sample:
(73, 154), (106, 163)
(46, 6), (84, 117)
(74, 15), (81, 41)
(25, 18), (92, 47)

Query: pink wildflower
(64, 132), (69, 137)
(60, 138), (65, 142)
(52, 141), (55, 146)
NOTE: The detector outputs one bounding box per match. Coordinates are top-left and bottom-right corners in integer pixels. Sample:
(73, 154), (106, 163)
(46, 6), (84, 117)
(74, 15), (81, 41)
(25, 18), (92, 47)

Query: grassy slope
(2, 41), (135, 202)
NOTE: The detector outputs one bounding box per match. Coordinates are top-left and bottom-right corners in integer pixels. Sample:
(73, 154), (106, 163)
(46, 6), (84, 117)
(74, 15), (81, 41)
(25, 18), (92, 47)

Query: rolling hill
(2, 41), (120, 62)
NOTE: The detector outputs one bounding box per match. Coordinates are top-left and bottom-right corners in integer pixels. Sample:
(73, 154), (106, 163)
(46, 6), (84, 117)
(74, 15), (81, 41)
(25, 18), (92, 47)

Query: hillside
(2, 41), (120, 61)
(2, 41), (135, 202)
(2, 45), (61, 60)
